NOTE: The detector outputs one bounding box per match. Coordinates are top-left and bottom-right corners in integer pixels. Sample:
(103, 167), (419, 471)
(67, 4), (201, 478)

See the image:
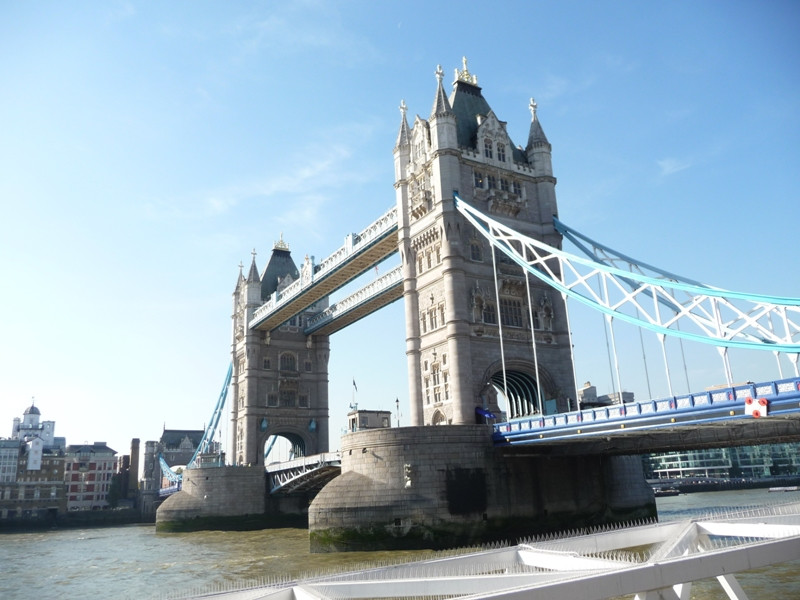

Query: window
(425, 378), (431, 404)
(279, 353), (296, 371)
(418, 255), (424, 272)
(482, 302), (497, 324)
(267, 394), (278, 407)
(500, 178), (509, 192)
(497, 144), (506, 162)
(500, 298), (523, 327)
(513, 181), (522, 195)
(299, 395), (309, 408)
(487, 175), (497, 190)
(263, 358), (270, 369)
(429, 309), (438, 329)
(304, 360), (312, 372)
(470, 240), (483, 261)
(473, 171), (483, 188)
(484, 139), (493, 159)
(280, 390), (296, 407)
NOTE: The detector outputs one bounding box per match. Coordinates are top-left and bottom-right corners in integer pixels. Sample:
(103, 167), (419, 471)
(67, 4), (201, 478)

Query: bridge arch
(480, 360), (560, 419)
(263, 431), (307, 464)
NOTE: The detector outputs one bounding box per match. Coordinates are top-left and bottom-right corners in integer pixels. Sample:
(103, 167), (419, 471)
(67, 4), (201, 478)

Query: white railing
(251, 206), (398, 326)
(305, 265), (403, 331)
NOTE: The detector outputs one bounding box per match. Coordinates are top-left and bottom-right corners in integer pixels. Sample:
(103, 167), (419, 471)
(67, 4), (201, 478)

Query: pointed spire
(234, 260), (244, 291)
(247, 248), (260, 283)
(430, 64), (453, 118)
(395, 99), (411, 148)
(526, 97), (550, 149)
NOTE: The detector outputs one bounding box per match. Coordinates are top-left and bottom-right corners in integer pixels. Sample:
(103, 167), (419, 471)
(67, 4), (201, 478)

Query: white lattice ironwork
(455, 196), (800, 356)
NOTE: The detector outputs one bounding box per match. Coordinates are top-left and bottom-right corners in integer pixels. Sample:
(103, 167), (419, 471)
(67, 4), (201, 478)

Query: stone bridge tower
(230, 241), (330, 466)
(393, 58), (577, 426)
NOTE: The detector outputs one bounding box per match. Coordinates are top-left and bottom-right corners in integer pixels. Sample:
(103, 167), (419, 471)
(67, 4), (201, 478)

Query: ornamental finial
(251, 248), (257, 261)
(529, 97), (538, 119)
(435, 64), (444, 84)
(455, 56), (478, 85)
(399, 99), (407, 119)
(274, 233), (289, 251)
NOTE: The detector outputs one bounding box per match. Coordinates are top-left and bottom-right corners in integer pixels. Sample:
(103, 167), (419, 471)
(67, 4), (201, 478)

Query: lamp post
(395, 398), (400, 428)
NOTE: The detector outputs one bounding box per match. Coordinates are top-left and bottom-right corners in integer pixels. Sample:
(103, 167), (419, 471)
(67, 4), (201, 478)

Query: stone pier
(309, 425), (655, 552)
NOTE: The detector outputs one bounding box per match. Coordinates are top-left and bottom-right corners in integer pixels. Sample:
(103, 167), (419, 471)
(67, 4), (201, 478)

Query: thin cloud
(657, 157), (692, 177)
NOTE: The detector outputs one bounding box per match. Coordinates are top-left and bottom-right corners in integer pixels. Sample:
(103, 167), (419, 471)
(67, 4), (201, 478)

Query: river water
(1, 488), (798, 599)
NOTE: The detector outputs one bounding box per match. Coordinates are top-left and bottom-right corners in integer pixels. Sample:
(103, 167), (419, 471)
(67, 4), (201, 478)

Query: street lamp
(395, 398), (400, 428)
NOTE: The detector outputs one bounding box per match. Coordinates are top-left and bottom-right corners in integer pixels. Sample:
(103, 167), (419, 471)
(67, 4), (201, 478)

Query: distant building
(140, 428), (216, 518)
(64, 442), (117, 511)
(578, 381), (634, 408)
(1, 403), (67, 522)
(648, 444), (800, 480)
(347, 409), (392, 432)
(10, 402), (65, 450)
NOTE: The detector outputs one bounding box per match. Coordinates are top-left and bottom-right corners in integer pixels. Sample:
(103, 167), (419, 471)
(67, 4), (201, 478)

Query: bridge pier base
(155, 465), (271, 532)
(309, 426), (655, 552)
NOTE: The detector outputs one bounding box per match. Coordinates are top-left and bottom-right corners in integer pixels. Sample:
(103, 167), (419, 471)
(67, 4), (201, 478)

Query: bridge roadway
(249, 206), (400, 334)
(494, 376), (800, 456)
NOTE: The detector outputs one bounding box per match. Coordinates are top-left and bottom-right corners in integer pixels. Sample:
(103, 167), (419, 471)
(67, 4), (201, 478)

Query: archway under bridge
(482, 363), (561, 420)
(263, 432), (306, 464)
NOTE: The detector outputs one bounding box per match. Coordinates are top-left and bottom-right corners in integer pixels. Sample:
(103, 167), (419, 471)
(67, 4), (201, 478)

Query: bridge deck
(494, 377), (800, 455)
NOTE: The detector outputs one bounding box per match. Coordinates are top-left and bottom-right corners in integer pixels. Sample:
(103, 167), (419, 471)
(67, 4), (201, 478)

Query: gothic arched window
(279, 353), (296, 371)
(484, 139), (493, 159)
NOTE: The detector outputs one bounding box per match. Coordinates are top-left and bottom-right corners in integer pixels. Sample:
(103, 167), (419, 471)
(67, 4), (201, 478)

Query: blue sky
(1, 1), (798, 461)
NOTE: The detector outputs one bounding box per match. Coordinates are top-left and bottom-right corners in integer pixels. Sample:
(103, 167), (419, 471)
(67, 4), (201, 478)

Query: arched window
(470, 240), (483, 261)
(279, 353), (296, 371)
(432, 409), (447, 425)
(500, 298), (523, 327)
(482, 302), (497, 324)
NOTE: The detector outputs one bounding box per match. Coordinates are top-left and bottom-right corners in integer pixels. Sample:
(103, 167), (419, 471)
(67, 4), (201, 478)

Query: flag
(353, 379), (357, 392)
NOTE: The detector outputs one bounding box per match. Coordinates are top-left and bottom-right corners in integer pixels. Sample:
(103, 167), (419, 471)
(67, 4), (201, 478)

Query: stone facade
(393, 59), (576, 428)
(230, 244), (330, 466)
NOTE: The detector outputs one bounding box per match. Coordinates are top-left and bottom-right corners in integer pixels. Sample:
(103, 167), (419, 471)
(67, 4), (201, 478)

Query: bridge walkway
(249, 206), (398, 333)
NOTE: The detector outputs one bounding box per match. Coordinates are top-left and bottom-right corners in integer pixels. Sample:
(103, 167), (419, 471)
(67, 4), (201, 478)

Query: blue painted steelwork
(493, 377), (800, 446)
(187, 363), (233, 469)
(158, 364), (233, 490)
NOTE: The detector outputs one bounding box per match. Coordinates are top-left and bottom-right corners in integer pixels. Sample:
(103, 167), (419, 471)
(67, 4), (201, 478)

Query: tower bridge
(156, 59), (800, 552)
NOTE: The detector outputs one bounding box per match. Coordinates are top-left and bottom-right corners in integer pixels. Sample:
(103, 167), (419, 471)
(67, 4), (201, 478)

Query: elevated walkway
(249, 207), (398, 332)
(304, 265), (402, 335)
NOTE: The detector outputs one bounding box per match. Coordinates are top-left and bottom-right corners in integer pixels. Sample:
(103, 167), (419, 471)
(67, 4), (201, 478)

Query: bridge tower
(394, 58), (577, 426)
(230, 241), (330, 466)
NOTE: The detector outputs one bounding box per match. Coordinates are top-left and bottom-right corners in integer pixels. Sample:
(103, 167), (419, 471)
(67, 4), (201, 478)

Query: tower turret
(428, 65), (457, 151)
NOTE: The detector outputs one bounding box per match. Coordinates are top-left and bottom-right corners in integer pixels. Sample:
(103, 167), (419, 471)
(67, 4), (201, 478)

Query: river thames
(1, 488), (799, 599)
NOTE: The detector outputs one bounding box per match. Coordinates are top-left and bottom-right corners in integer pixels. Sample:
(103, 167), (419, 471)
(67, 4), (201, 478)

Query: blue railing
(493, 376), (800, 445)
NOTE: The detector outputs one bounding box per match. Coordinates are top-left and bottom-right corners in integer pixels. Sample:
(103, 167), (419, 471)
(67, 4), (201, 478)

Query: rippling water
(1, 488), (798, 599)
